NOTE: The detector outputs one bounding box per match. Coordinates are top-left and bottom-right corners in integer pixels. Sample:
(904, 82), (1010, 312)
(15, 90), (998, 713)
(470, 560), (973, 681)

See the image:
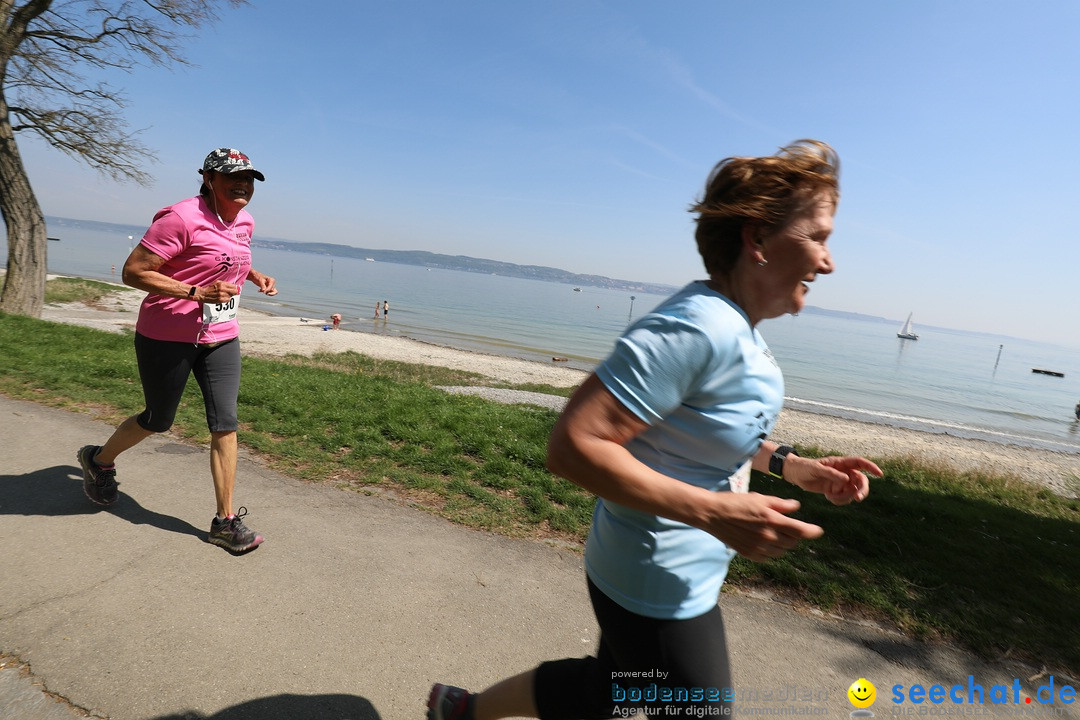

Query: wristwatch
(187, 285), (197, 299)
(768, 445), (798, 479)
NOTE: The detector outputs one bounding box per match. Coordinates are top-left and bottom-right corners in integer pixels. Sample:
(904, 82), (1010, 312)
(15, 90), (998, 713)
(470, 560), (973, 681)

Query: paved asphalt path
(1, 394), (1072, 719)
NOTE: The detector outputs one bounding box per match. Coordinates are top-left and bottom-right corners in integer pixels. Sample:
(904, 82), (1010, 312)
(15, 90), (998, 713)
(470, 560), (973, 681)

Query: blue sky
(18, 1), (1080, 346)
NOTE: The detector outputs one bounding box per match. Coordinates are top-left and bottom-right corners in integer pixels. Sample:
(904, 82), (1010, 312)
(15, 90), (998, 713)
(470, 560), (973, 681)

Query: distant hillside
(45, 216), (677, 296)
(798, 306), (1022, 344)
(255, 238), (678, 295)
(48, 216), (148, 237)
(799, 305), (894, 324)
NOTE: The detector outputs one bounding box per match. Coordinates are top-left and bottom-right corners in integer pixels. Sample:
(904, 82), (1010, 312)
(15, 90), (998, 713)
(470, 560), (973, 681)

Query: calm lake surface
(42, 222), (1080, 455)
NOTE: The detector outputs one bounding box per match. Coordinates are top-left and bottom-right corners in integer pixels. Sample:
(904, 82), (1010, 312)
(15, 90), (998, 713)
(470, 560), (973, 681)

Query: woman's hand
(247, 269), (278, 296)
(198, 281), (240, 304)
(783, 455), (881, 505)
(700, 492), (824, 562)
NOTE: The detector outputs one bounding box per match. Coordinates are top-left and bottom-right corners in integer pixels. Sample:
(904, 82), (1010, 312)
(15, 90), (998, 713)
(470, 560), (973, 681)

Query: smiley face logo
(848, 678), (876, 708)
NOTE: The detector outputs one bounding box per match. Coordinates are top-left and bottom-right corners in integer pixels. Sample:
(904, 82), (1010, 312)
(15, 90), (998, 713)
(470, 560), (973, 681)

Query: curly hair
(690, 139), (840, 276)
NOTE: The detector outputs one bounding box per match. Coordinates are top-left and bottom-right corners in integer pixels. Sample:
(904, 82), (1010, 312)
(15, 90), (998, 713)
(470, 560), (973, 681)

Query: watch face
(769, 446), (795, 478)
(769, 451), (785, 478)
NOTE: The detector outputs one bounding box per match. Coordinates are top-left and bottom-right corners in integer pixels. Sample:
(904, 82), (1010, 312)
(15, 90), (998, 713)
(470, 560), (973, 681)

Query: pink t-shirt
(134, 195), (254, 344)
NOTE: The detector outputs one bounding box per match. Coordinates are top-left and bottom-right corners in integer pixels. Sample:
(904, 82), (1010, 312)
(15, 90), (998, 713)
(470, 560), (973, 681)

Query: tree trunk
(0, 92), (47, 318)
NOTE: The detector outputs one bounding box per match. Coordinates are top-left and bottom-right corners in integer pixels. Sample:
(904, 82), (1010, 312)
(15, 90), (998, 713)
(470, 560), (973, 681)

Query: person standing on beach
(383, 300), (389, 317)
(374, 301), (381, 319)
(427, 140), (882, 719)
(76, 148), (277, 554)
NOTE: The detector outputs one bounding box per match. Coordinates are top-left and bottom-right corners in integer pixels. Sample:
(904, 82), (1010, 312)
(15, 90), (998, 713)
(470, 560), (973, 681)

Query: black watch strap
(768, 445), (798, 479)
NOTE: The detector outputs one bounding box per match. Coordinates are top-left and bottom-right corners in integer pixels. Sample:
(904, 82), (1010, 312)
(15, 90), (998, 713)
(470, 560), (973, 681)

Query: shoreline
(237, 311), (591, 388)
(37, 285), (1080, 497)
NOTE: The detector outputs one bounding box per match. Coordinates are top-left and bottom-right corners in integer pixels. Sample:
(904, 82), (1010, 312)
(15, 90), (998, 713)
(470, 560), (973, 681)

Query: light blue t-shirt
(586, 281), (784, 619)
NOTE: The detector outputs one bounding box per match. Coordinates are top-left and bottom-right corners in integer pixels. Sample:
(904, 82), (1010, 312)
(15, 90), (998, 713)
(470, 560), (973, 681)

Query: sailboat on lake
(897, 313), (919, 340)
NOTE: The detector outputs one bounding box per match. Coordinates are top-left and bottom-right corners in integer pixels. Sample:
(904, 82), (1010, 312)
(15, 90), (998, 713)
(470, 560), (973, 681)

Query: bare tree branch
(5, 0), (246, 183)
(1, 0), (248, 316)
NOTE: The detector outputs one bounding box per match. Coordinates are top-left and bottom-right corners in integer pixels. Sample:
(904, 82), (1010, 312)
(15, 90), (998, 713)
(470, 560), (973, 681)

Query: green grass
(237, 351), (590, 534)
(733, 460), (1080, 673)
(1, 295), (1078, 674)
(44, 276), (130, 305)
(0, 312), (591, 538)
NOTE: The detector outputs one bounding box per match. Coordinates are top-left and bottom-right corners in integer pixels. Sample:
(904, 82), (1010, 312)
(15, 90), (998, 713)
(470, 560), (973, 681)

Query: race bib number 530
(202, 295), (240, 324)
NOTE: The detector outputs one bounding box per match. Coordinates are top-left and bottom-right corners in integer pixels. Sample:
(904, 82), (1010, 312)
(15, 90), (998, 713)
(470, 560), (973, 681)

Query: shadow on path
(148, 693), (382, 720)
(0, 465), (204, 541)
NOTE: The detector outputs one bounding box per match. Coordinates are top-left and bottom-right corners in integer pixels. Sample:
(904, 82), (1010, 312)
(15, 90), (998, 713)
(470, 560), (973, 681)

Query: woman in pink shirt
(77, 148), (277, 554)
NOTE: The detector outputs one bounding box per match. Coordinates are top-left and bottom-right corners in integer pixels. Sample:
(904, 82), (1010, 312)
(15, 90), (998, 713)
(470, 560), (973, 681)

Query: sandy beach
(38, 288), (1079, 497)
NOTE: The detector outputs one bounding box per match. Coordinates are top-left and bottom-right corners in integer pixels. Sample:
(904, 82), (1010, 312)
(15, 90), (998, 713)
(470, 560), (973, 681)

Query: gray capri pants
(134, 332), (241, 433)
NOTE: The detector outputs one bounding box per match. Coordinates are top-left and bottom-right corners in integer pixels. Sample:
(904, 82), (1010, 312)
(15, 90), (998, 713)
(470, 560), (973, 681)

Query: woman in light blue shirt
(429, 140), (882, 720)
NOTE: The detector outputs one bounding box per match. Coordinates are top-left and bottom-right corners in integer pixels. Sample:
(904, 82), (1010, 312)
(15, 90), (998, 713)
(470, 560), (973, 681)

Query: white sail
(897, 313), (918, 340)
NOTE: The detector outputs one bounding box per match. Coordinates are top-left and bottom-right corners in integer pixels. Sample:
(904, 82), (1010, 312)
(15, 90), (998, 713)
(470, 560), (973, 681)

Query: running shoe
(208, 506), (264, 553)
(427, 684), (473, 720)
(77, 445), (118, 505)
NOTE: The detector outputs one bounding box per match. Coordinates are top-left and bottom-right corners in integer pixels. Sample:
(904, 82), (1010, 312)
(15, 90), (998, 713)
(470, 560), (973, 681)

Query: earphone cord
(197, 182), (244, 345)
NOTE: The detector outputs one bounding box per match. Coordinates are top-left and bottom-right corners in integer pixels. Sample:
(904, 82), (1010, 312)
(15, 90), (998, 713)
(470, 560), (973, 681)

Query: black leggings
(534, 578), (732, 719)
(134, 333), (241, 433)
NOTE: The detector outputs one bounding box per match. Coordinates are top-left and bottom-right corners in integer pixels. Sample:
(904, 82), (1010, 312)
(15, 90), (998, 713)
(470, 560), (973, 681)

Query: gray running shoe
(427, 684), (473, 720)
(77, 445), (118, 505)
(208, 507), (264, 553)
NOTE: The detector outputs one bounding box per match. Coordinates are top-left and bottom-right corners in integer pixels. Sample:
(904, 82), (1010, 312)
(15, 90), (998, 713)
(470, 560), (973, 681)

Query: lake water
(39, 222), (1080, 456)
